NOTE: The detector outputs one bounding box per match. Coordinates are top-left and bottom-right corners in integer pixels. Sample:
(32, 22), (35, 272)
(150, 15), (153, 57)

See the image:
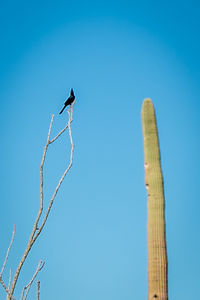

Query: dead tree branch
(0, 225), (16, 300)
(5, 102), (75, 300)
(8, 269), (12, 290)
(36, 281), (40, 300)
(0, 277), (15, 300)
(0, 225), (16, 277)
(20, 261), (44, 300)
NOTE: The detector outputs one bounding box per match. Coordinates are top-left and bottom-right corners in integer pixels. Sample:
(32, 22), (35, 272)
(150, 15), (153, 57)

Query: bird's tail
(59, 106), (65, 114)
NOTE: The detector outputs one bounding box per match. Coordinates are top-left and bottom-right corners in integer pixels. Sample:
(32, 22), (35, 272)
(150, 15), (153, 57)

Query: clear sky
(0, 1), (200, 299)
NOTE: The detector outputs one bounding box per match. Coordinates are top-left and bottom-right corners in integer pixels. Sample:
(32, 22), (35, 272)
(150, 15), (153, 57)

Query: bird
(59, 88), (75, 114)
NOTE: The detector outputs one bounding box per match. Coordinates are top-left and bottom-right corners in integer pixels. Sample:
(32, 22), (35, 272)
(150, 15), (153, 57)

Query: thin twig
(32, 114), (55, 241)
(8, 269), (12, 290)
(36, 281), (40, 300)
(0, 226), (16, 300)
(47, 115), (54, 142)
(21, 261), (44, 300)
(50, 123), (69, 144)
(0, 225), (16, 277)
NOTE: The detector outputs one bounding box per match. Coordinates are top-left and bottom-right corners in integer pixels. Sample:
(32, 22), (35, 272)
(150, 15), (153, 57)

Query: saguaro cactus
(141, 99), (168, 300)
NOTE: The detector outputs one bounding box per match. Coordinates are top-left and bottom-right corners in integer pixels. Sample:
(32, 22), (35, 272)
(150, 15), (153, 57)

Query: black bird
(59, 88), (75, 114)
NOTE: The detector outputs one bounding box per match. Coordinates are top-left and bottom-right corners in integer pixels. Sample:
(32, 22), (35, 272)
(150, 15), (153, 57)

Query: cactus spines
(141, 99), (168, 300)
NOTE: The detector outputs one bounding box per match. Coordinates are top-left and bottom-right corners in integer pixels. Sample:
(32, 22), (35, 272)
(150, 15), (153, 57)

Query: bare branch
(32, 114), (55, 240)
(0, 276), (15, 300)
(47, 114), (54, 142)
(0, 272), (15, 300)
(8, 269), (12, 290)
(21, 261), (44, 300)
(0, 225), (16, 277)
(7, 115), (55, 299)
(50, 101), (75, 144)
(0, 277), (9, 295)
(0, 226), (16, 300)
(8, 104), (75, 299)
(50, 123), (69, 144)
(32, 104), (74, 243)
(36, 281), (40, 300)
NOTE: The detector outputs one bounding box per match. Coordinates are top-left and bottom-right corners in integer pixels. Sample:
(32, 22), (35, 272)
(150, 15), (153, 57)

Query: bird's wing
(64, 98), (70, 106)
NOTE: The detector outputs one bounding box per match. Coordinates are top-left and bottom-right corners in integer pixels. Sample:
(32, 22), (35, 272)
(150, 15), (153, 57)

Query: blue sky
(0, 1), (200, 299)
